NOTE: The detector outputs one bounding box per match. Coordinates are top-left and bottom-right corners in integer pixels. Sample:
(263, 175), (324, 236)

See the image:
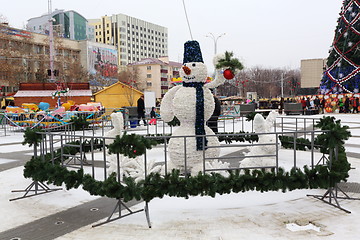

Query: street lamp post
(206, 33), (225, 96)
(206, 33), (226, 55)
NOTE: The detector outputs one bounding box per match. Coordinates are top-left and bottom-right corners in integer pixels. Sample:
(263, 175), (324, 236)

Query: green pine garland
(218, 131), (258, 144)
(215, 51), (244, 73)
(22, 116), (351, 202)
(70, 115), (90, 130)
(22, 127), (44, 147)
(108, 133), (158, 158)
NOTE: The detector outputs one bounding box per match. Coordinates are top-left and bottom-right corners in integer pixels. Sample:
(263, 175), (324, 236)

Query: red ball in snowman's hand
(223, 69), (235, 80)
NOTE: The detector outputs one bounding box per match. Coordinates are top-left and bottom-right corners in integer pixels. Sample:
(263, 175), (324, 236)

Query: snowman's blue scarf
(183, 82), (207, 150)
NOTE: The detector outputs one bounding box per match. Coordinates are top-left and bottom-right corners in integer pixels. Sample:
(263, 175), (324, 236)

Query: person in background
(314, 96), (321, 111)
(137, 95), (147, 126)
(344, 97), (350, 113)
(352, 97), (359, 113)
(338, 98), (344, 113)
(306, 97), (311, 109)
(279, 97), (284, 114)
(149, 107), (157, 125)
(320, 97), (326, 114)
(300, 97), (307, 112)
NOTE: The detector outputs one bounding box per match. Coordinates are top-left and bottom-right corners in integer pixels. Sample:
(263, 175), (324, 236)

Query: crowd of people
(298, 96), (360, 114)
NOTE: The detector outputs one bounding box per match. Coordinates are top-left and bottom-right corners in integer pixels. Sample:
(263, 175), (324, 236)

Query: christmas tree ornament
(223, 69), (235, 80)
(214, 51), (243, 80)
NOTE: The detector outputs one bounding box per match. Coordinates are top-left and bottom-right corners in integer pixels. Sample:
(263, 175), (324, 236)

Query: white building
(27, 9), (94, 41)
(89, 13), (168, 68)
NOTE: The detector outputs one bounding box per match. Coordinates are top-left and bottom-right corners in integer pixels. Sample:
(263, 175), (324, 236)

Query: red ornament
(134, 150), (137, 153)
(223, 69), (235, 80)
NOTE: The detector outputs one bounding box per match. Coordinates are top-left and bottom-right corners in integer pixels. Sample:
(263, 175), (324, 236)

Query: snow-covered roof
(14, 90), (92, 97)
(128, 58), (182, 67)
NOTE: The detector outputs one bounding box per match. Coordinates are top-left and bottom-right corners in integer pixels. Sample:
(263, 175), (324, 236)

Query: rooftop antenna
(182, 0), (193, 40)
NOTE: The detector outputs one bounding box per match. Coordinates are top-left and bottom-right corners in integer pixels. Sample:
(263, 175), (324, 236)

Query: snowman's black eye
(192, 63), (196, 67)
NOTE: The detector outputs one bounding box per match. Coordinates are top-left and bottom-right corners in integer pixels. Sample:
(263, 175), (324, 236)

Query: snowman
(160, 40), (227, 173)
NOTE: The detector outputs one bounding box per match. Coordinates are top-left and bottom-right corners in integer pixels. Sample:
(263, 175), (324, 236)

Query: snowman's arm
(160, 85), (182, 122)
(205, 69), (226, 89)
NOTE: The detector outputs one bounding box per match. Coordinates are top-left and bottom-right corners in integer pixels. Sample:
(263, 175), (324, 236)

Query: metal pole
(206, 33), (225, 55)
(281, 73), (284, 98)
(48, 0), (55, 82)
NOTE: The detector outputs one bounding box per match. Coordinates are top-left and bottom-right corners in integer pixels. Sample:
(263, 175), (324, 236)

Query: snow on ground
(1, 113), (360, 239)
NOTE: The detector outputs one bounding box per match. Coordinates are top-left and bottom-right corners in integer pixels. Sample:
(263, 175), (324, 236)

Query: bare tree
(228, 66), (300, 99)
(0, 14), (8, 25)
(0, 23), (35, 88)
(117, 67), (144, 106)
(63, 60), (89, 83)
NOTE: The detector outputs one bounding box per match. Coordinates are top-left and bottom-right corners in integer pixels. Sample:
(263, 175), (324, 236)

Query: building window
(147, 66), (151, 70)
(147, 74), (152, 78)
(147, 81), (152, 87)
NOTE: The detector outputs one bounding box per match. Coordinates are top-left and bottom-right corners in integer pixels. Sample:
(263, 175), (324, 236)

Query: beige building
(300, 58), (327, 88)
(88, 13), (168, 68)
(128, 57), (181, 99)
(0, 24), (81, 94)
(0, 24), (117, 95)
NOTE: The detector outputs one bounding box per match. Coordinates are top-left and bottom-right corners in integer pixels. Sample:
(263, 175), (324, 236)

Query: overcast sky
(1, 0), (342, 71)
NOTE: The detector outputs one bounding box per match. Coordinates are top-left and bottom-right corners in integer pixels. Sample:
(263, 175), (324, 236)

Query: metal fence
(33, 117), (331, 181)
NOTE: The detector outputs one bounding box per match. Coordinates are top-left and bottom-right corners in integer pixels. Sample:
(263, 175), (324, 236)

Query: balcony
(160, 69), (168, 73)
(161, 78), (168, 82)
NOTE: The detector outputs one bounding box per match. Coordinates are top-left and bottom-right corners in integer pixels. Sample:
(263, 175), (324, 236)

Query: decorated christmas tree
(319, 0), (360, 94)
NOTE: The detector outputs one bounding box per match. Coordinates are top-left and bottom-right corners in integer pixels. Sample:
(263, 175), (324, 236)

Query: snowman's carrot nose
(182, 66), (191, 75)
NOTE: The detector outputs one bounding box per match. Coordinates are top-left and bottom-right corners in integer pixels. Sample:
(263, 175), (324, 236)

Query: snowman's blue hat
(183, 40), (204, 64)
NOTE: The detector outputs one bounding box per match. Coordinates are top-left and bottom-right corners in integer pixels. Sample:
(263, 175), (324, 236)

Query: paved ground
(0, 198), (141, 240)
(1, 123), (360, 240)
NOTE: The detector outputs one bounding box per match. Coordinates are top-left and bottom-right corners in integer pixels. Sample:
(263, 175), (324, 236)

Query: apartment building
(89, 13), (168, 68)
(128, 57), (181, 99)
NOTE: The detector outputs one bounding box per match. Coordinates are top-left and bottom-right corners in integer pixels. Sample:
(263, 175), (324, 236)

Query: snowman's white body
(161, 60), (225, 173)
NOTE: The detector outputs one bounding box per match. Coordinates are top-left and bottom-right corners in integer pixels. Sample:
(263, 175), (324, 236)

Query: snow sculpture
(160, 41), (227, 173)
(104, 112), (124, 146)
(105, 112), (162, 181)
(239, 111), (278, 170)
